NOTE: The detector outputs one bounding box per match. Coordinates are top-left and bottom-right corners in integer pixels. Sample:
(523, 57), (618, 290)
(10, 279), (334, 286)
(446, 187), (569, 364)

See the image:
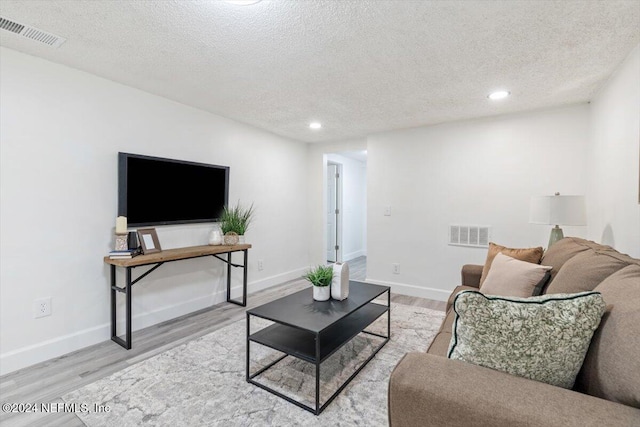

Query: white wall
(0, 47), (310, 375)
(366, 105), (591, 300)
(587, 44), (640, 257)
(326, 153), (367, 261)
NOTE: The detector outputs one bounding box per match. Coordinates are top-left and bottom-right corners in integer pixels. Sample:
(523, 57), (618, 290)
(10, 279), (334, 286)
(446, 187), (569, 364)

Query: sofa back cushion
(480, 242), (544, 286)
(544, 250), (629, 295)
(575, 265), (640, 408)
(540, 237), (592, 283)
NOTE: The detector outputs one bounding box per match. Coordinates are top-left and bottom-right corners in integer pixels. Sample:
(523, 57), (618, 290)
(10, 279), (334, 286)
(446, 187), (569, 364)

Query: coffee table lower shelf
(246, 299), (390, 415)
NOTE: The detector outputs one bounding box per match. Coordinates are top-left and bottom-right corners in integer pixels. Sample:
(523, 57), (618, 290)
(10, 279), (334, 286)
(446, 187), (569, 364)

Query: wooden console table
(104, 244), (251, 349)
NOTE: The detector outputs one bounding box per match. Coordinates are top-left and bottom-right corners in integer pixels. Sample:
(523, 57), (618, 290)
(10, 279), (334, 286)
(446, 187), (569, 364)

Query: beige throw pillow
(480, 242), (544, 286)
(480, 253), (552, 297)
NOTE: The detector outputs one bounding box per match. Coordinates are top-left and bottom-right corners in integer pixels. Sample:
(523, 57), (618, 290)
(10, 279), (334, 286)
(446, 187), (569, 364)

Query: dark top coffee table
(246, 280), (390, 415)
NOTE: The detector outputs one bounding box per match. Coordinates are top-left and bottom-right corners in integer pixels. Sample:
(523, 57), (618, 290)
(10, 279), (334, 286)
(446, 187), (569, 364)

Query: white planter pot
(313, 286), (331, 301)
(238, 235), (246, 244)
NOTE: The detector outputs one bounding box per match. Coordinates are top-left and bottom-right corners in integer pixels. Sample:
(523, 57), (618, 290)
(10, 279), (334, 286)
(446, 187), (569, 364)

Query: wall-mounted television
(118, 152), (229, 227)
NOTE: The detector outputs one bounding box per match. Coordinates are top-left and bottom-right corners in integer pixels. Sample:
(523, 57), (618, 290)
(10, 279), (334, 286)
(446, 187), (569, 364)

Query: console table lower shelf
(246, 281), (390, 415)
(104, 244), (251, 350)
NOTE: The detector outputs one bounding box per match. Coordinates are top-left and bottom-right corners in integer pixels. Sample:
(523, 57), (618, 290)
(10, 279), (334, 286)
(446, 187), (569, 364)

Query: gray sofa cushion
(388, 352), (640, 427)
(545, 250), (629, 294)
(576, 265), (640, 408)
(540, 237), (593, 285)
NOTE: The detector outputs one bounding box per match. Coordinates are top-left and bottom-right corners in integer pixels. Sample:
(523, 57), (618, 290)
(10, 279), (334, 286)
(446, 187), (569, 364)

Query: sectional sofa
(388, 237), (640, 426)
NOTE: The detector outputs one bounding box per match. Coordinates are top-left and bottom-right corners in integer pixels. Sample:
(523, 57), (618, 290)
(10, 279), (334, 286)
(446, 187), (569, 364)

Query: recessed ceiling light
(488, 90), (510, 100)
(225, 0), (262, 5)
(309, 122), (322, 130)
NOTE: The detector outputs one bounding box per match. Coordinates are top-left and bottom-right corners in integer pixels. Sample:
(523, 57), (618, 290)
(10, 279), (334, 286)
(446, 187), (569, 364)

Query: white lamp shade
(529, 195), (587, 226)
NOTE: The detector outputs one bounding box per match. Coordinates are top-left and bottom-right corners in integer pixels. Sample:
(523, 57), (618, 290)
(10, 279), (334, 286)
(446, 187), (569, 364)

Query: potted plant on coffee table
(220, 201), (255, 244)
(303, 264), (334, 301)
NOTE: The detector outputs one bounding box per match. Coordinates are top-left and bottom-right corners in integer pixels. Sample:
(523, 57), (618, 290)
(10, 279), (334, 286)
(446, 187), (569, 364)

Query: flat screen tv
(118, 152), (229, 227)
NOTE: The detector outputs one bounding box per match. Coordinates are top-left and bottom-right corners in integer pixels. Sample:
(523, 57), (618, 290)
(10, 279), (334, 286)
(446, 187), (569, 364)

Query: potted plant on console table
(220, 201), (255, 245)
(303, 265), (334, 301)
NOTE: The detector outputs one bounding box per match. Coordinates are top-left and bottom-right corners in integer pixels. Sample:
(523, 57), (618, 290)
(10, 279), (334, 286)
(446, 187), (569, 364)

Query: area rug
(62, 302), (445, 426)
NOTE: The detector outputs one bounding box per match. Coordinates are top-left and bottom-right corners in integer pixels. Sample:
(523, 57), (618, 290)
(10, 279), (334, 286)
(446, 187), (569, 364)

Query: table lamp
(529, 193), (586, 248)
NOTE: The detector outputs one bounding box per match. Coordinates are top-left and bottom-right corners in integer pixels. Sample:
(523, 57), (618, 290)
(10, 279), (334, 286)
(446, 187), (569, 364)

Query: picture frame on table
(137, 228), (162, 254)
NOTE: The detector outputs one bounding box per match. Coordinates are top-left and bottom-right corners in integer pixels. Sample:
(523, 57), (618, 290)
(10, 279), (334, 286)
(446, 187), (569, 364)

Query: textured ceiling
(0, 0), (639, 143)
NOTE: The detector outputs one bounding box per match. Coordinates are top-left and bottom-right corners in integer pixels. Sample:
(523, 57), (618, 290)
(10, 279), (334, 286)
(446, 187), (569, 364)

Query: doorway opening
(324, 151), (367, 267)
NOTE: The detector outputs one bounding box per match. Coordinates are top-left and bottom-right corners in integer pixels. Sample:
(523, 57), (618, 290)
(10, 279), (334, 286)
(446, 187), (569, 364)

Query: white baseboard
(0, 324), (110, 377)
(343, 249), (366, 262)
(247, 267), (307, 294)
(0, 266), (307, 376)
(365, 278), (450, 302)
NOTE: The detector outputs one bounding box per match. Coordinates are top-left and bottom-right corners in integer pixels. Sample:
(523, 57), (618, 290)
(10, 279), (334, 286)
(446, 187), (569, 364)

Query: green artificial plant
(220, 201), (255, 235)
(303, 265), (334, 287)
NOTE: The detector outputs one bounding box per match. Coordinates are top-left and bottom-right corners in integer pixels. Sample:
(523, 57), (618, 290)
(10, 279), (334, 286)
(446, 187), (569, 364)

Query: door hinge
(335, 245), (339, 250)
(335, 172), (340, 178)
(335, 208), (339, 214)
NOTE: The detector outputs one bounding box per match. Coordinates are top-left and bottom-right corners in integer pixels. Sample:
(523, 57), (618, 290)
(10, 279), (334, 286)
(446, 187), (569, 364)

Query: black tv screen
(118, 152), (229, 227)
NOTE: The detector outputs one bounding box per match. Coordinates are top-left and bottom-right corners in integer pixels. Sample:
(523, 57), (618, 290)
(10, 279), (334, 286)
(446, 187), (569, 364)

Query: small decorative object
(331, 262), (350, 300)
(137, 228), (162, 254)
(220, 201), (255, 245)
(114, 234), (128, 250)
(208, 226), (223, 245)
(127, 231), (139, 250)
(224, 231), (239, 245)
(303, 265), (334, 301)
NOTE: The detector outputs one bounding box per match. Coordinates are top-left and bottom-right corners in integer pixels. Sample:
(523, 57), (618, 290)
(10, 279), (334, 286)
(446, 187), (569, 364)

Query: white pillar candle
(115, 216), (127, 234)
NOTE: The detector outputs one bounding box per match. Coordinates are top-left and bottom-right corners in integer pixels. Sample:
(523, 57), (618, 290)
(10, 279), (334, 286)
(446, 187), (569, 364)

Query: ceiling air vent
(0, 16), (66, 48)
(449, 225), (491, 248)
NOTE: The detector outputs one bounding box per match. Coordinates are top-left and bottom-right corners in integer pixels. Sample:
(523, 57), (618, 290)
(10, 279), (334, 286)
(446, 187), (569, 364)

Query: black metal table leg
(125, 267), (132, 349)
(227, 252), (232, 302)
(387, 289), (391, 337)
(224, 250), (248, 307)
(242, 250), (248, 306)
(315, 332), (321, 415)
(246, 312), (250, 381)
(110, 264), (116, 340)
(111, 267), (133, 350)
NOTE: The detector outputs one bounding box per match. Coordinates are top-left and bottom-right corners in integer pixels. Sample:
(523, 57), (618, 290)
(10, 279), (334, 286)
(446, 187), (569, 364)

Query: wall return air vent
(0, 16), (66, 48)
(449, 225), (491, 248)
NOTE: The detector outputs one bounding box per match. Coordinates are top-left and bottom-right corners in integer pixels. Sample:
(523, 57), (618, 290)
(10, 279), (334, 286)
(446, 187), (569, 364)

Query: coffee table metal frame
(246, 281), (391, 415)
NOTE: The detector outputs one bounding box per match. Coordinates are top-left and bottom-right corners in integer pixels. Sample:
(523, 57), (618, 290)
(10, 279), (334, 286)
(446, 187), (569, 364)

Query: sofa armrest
(389, 352), (640, 427)
(461, 264), (483, 288)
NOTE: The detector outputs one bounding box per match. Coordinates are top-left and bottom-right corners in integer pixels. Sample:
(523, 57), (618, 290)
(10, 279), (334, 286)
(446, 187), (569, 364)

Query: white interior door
(326, 163), (340, 262)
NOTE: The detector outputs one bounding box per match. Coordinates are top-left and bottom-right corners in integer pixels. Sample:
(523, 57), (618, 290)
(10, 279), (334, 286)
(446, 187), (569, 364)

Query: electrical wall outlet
(392, 263), (400, 274)
(257, 259), (264, 271)
(33, 297), (52, 318)
(384, 206), (392, 216)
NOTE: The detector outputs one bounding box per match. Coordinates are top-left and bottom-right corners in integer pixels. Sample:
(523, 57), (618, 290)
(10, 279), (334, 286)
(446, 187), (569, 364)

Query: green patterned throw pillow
(447, 291), (606, 389)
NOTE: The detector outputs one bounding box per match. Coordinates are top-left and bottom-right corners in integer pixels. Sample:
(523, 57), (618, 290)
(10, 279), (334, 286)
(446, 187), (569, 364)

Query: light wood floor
(0, 256), (445, 427)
